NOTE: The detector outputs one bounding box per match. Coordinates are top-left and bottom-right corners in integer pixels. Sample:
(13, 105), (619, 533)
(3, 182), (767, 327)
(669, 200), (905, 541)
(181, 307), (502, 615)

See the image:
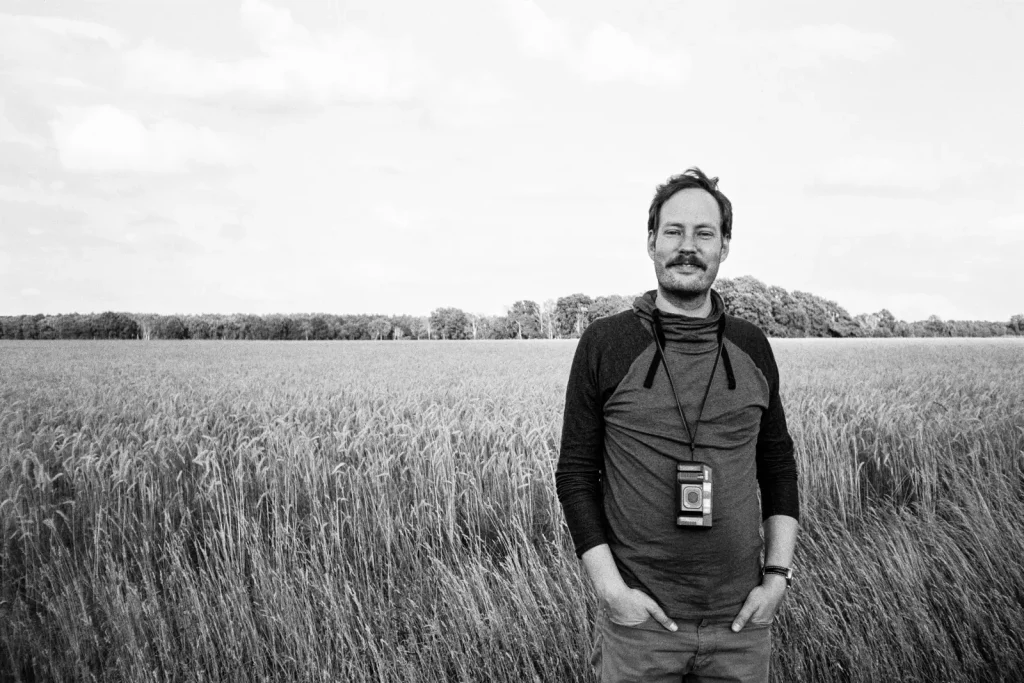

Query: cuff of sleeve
(574, 535), (608, 559)
(760, 480), (800, 521)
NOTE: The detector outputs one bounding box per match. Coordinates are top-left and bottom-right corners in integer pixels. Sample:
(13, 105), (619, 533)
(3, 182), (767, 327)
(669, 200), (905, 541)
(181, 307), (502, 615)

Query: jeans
(591, 610), (772, 683)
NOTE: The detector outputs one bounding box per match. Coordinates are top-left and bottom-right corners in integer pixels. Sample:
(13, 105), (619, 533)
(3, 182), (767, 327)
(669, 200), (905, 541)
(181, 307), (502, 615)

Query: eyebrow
(661, 221), (720, 230)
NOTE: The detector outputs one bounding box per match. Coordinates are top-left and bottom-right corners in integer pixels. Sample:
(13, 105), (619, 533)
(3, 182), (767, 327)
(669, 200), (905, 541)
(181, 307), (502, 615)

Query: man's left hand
(730, 575), (788, 632)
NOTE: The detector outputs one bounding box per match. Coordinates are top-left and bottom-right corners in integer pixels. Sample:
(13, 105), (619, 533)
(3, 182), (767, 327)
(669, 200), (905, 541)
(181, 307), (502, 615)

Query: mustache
(667, 255), (707, 270)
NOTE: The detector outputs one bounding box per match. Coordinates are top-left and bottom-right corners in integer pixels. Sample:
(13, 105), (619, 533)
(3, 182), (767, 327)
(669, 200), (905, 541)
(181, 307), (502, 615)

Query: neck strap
(650, 309), (725, 460)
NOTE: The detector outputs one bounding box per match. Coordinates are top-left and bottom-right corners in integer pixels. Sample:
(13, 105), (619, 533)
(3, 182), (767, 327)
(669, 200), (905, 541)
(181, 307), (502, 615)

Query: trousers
(591, 611), (772, 683)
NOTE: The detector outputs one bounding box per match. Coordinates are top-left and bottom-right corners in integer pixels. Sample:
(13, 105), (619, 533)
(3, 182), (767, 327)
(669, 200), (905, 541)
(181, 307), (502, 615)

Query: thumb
(641, 596), (678, 632)
(731, 594), (757, 632)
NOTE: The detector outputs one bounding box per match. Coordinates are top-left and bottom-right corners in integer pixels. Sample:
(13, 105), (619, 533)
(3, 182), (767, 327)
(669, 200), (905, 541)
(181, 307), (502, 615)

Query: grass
(1, 338), (1023, 682)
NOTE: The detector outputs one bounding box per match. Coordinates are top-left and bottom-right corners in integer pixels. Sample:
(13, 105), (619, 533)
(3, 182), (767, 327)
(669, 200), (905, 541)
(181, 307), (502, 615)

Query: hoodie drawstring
(643, 310), (735, 391)
(721, 343), (736, 390)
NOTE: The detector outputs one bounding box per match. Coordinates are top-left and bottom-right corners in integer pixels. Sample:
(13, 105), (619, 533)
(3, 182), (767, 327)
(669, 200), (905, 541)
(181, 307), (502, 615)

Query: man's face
(647, 188), (730, 299)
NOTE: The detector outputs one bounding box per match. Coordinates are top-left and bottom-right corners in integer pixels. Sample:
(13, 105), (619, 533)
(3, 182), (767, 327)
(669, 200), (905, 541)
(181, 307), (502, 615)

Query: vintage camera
(676, 462), (713, 527)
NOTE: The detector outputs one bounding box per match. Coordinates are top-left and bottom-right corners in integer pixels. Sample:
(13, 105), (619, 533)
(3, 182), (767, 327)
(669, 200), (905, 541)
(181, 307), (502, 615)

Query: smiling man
(556, 168), (800, 682)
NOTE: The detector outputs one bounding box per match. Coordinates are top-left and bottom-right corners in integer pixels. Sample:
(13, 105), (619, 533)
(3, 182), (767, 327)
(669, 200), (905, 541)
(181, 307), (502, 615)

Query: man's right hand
(582, 543), (678, 632)
(602, 585), (678, 632)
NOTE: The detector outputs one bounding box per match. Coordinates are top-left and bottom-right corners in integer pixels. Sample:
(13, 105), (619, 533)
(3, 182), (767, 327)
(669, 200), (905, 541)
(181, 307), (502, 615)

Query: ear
(720, 236), (731, 263)
(647, 230), (657, 260)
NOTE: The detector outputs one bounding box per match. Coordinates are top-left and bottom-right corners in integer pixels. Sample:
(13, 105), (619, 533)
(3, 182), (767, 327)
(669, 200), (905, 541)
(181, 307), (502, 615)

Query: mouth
(669, 259), (706, 271)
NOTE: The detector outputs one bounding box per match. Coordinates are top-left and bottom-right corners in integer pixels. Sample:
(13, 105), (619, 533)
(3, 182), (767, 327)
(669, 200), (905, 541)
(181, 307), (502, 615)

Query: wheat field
(2, 338), (1023, 682)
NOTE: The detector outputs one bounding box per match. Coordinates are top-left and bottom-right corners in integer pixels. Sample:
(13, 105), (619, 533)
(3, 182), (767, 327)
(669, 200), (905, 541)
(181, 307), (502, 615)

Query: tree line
(2, 276), (1022, 341)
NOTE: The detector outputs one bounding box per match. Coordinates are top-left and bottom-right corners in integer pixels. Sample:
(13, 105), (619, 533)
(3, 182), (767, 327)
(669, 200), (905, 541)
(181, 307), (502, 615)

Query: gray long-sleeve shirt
(556, 290), (799, 619)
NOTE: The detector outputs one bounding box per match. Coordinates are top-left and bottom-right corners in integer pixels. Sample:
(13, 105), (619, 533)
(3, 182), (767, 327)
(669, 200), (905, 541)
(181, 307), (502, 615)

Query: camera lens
(684, 487), (702, 508)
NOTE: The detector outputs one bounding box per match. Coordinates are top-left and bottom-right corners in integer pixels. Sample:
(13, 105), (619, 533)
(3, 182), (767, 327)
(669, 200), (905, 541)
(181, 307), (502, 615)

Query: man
(556, 168), (799, 682)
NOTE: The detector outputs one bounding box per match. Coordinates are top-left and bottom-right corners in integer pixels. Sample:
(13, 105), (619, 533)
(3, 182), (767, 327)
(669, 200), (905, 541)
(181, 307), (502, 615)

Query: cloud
(133, 232), (205, 256)
(219, 223), (247, 241)
(0, 13), (124, 49)
(991, 213), (1024, 240)
(0, 107), (47, 150)
(786, 24), (896, 62)
(127, 213), (177, 229)
(807, 154), (956, 197)
(372, 204), (414, 230)
(4, 2), (504, 133)
(0, 12), (123, 95)
(440, 72), (510, 110)
(500, 0), (687, 86)
(51, 105), (238, 173)
(742, 24), (896, 68)
(0, 197), (88, 237)
(0, 197), (124, 257)
(52, 76), (104, 91)
(239, 0), (311, 47)
(501, 0), (568, 59)
(577, 23), (688, 86)
(124, 0), (431, 107)
(422, 71), (512, 128)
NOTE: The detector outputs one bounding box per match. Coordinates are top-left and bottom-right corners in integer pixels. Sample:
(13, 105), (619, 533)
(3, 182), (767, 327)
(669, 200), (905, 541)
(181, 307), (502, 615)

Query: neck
(655, 287), (713, 318)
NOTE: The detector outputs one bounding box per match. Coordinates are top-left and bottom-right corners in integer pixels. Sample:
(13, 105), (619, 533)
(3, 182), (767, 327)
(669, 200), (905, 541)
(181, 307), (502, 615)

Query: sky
(1, 0), (1022, 321)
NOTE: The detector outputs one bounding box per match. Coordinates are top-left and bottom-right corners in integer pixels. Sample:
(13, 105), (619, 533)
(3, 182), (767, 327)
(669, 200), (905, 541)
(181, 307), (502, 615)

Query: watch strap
(762, 565), (793, 587)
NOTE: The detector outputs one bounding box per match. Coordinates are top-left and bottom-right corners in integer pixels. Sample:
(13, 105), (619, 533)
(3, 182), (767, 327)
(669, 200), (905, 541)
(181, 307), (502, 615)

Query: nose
(678, 229), (697, 253)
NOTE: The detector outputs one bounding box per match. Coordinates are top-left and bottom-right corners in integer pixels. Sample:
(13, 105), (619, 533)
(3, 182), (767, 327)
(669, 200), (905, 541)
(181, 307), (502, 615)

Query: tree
(308, 316), (330, 340)
(821, 299), (858, 337)
(185, 316), (213, 340)
(132, 314), (154, 340)
(385, 315), (413, 341)
(790, 291), (830, 336)
(876, 309), (897, 333)
(266, 314), (296, 340)
(554, 293), (594, 338)
(429, 307), (470, 340)
(855, 309), (898, 337)
(154, 316), (187, 339)
(765, 285), (808, 337)
(924, 315), (948, 337)
(588, 294), (633, 323)
(506, 300), (541, 339)
(37, 316), (60, 340)
(540, 299), (557, 339)
(338, 319), (363, 340)
(790, 290), (857, 337)
(18, 315), (40, 340)
(0, 316), (21, 339)
(718, 277), (775, 333)
(407, 316), (430, 340)
(367, 316), (392, 340)
(475, 315), (504, 339)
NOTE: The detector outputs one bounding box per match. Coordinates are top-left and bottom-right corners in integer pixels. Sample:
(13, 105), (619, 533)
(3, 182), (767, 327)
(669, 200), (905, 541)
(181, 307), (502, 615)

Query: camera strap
(650, 308), (725, 461)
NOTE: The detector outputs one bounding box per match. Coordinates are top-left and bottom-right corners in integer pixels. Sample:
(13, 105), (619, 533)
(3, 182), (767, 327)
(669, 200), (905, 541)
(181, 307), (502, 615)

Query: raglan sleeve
(555, 327), (608, 557)
(755, 338), (800, 521)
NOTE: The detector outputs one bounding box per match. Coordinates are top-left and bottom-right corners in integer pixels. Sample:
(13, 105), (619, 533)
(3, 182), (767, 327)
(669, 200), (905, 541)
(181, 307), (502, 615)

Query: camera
(676, 462), (713, 527)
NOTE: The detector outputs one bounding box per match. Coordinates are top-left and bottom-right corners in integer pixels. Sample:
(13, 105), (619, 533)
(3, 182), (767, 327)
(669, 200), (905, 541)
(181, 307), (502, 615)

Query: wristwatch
(762, 565), (794, 588)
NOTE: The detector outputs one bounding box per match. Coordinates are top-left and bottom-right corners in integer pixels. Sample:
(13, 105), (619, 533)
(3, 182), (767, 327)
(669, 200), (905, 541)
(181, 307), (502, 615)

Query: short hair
(647, 167), (733, 240)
